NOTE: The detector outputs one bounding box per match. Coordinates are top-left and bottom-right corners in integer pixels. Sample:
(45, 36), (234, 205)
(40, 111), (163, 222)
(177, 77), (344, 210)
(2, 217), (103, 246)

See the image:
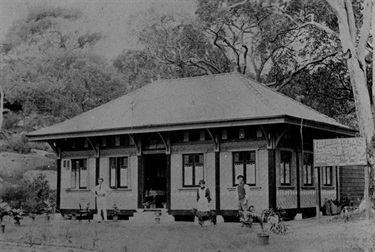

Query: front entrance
(143, 154), (167, 208)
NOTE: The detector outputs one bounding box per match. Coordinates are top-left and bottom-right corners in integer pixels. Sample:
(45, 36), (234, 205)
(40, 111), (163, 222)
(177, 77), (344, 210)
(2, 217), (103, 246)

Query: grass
(0, 213), (374, 252)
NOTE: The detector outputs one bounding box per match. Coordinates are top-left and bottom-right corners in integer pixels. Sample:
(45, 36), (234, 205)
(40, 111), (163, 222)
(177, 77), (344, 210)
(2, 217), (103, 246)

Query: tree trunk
(328, 0), (375, 212)
(0, 85), (3, 132)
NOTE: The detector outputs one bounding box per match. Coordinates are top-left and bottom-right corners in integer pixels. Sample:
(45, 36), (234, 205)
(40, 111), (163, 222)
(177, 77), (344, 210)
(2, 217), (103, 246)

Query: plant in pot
(257, 216), (269, 245)
(112, 203), (120, 222)
(155, 212), (161, 224)
(9, 208), (23, 226)
(24, 199), (39, 221)
(0, 202), (11, 233)
(43, 199), (55, 221)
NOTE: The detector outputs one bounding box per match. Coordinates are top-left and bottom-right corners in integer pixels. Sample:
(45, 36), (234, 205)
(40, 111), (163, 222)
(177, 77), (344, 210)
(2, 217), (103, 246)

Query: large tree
(0, 6), (125, 131)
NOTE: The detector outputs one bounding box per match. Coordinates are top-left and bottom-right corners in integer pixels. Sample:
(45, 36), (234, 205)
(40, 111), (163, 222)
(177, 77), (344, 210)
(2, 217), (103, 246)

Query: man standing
(91, 178), (112, 223)
(236, 175), (251, 211)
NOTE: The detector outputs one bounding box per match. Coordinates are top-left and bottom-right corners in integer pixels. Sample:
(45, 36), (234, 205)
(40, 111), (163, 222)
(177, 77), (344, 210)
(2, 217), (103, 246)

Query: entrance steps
(129, 209), (175, 223)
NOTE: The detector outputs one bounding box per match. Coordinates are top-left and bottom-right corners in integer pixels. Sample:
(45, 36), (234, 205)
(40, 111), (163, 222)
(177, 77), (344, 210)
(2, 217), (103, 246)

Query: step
(129, 209), (175, 223)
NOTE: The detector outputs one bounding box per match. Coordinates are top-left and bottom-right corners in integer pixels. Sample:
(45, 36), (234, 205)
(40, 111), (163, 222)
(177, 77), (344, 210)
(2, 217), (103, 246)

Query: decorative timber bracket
(47, 141), (61, 160)
(275, 125), (293, 148)
(157, 132), (171, 155)
(260, 126), (273, 149)
(206, 128), (219, 152)
(128, 134), (142, 156)
(86, 137), (99, 157)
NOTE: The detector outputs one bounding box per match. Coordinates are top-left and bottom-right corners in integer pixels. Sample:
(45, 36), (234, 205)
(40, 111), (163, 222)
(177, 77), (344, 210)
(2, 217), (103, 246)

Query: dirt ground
(0, 213), (374, 252)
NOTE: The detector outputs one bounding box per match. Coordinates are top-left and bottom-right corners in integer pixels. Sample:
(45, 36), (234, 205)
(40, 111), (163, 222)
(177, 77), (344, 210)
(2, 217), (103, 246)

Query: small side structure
(27, 73), (357, 220)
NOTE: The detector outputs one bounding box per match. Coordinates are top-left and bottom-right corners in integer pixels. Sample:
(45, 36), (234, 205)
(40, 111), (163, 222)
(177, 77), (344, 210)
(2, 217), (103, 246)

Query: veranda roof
(27, 72), (355, 140)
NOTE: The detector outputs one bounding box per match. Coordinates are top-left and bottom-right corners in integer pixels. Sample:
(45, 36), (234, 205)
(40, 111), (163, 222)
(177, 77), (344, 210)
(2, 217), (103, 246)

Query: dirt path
(0, 214), (374, 252)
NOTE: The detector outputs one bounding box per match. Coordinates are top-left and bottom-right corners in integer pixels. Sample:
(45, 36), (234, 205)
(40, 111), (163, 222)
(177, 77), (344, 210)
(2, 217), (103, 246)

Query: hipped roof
(27, 73), (355, 141)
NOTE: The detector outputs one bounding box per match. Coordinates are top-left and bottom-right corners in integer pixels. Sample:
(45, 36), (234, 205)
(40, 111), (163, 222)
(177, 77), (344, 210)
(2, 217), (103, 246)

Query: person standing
(236, 175), (251, 211)
(91, 178), (112, 223)
(196, 179), (211, 212)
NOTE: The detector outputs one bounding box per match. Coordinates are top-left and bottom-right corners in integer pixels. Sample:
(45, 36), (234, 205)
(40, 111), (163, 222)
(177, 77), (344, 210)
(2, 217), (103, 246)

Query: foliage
(0, 5), (127, 137)
(128, 9), (232, 78)
(281, 61), (357, 127)
(0, 174), (56, 214)
(112, 203), (120, 216)
(0, 133), (32, 154)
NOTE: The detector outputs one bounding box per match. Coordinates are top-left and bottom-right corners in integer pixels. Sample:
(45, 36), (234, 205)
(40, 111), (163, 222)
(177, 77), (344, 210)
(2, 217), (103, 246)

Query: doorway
(143, 154), (167, 208)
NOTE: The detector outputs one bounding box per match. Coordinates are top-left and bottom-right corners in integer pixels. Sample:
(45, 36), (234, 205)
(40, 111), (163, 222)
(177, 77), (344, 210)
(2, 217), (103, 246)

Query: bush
(0, 133), (31, 154)
(0, 174), (56, 213)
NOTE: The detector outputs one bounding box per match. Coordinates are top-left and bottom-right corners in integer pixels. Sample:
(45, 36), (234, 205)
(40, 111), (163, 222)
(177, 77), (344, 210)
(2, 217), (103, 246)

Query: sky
(0, 0), (196, 60)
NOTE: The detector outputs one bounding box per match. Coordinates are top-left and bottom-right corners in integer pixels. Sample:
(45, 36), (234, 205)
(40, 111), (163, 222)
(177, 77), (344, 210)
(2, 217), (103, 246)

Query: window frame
(322, 166), (333, 186)
(182, 153), (204, 187)
(303, 152), (314, 186)
(71, 159), (88, 189)
(109, 156), (129, 189)
(280, 150), (292, 186)
(232, 151), (257, 187)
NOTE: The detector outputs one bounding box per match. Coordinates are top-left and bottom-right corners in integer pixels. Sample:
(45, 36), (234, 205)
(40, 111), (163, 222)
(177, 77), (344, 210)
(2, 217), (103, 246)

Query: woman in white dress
(196, 179), (211, 212)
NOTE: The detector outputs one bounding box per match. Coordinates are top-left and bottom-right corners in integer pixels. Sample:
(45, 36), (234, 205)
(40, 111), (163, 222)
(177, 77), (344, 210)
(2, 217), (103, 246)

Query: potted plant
(257, 221), (270, 245)
(112, 203), (120, 222)
(0, 202), (11, 233)
(155, 212), (161, 224)
(43, 200), (55, 221)
(24, 199), (38, 221)
(9, 208), (23, 226)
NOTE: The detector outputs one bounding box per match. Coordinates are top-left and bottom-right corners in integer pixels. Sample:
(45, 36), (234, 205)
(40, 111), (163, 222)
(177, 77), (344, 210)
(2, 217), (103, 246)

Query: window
(239, 128), (245, 139)
(183, 154), (204, 187)
(233, 151), (256, 186)
(303, 153), (313, 186)
(84, 139), (89, 148)
(62, 160), (71, 170)
(115, 136), (121, 146)
(322, 166), (332, 186)
(71, 159), (88, 189)
(109, 157), (129, 188)
(183, 132), (189, 142)
(71, 140), (76, 149)
(221, 130), (228, 140)
(101, 137), (107, 147)
(200, 131), (206, 141)
(280, 151), (292, 185)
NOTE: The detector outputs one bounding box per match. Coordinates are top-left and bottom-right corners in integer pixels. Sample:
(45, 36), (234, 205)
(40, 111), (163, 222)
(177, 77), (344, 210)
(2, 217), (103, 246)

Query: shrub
(0, 174), (56, 213)
(0, 133), (31, 154)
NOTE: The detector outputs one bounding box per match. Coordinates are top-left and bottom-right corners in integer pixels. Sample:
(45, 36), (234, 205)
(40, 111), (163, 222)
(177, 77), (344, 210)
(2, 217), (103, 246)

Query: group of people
(196, 175), (250, 212)
(90, 175), (251, 223)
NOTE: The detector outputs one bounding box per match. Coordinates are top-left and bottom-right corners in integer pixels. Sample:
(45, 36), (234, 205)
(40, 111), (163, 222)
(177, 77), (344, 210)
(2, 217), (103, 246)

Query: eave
(27, 115), (356, 142)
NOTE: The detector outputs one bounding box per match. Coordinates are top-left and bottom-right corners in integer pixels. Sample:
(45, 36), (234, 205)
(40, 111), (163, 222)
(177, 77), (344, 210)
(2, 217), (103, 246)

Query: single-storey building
(27, 73), (357, 220)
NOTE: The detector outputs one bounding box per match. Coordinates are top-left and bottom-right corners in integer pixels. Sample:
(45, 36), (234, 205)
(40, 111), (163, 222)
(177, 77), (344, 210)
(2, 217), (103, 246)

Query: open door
(143, 154), (167, 208)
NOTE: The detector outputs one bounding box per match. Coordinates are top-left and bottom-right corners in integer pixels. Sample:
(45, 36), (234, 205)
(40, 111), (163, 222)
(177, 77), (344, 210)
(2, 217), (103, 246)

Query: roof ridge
(237, 74), (345, 126)
(235, 74), (278, 112)
(150, 72), (236, 85)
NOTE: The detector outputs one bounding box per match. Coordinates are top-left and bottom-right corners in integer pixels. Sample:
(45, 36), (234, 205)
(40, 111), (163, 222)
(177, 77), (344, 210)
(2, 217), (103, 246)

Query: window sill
(301, 186), (315, 190)
(112, 188), (132, 191)
(322, 186), (335, 190)
(278, 186), (295, 190)
(178, 187), (199, 191)
(65, 189), (91, 192)
(227, 186), (261, 191)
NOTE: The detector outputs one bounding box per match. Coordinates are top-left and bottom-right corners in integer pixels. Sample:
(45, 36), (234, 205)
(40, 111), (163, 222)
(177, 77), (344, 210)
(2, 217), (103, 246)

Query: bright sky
(0, 0), (196, 60)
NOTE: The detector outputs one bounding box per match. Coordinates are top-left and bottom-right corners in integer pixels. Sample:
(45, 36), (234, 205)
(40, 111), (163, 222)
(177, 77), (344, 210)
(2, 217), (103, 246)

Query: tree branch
(344, 0), (357, 43)
(267, 51), (340, 90)
(357, 0), (373, 69)
(224, 0), (249, 10)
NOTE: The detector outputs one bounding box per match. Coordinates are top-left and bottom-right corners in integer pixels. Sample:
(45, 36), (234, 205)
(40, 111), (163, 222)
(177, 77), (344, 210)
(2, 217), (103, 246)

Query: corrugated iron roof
(27, 72), (353, 139)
